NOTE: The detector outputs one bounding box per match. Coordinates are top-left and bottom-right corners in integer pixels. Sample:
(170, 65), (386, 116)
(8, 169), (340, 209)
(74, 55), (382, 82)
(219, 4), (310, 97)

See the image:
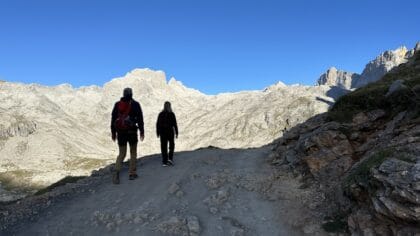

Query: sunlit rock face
(0, 68), (332, 197)
(317, 67), (360, 89)
(317, 44), (418, 89)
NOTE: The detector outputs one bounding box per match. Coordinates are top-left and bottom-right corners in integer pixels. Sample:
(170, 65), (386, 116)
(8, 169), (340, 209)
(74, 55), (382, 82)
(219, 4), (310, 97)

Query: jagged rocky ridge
(271, 49), (420, 234)
(0, 69), (334, 200)
(317, 43), (420, 89)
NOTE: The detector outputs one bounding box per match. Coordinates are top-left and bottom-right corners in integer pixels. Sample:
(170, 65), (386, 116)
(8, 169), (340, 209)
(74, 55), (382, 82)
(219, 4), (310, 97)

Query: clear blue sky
(1, 0), (419, 94)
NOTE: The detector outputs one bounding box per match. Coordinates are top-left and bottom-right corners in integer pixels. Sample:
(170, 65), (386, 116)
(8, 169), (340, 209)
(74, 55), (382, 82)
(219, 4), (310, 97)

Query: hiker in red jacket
(111, 88), (145, 184)
(156, 101), (178, 166)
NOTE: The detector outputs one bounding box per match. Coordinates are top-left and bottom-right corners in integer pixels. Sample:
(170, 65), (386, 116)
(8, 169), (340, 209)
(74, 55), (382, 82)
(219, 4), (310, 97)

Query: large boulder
(294, 122), (355, 178)
(371, 158), (420, 223)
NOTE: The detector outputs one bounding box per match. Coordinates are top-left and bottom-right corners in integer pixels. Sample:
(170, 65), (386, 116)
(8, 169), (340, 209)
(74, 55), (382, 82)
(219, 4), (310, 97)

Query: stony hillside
(271, 48), (420, 234)
(0, 69), (333, 200)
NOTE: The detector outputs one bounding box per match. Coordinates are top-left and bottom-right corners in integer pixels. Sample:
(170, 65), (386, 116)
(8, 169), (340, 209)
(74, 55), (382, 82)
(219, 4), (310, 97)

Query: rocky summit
(317, 43), (420, 90)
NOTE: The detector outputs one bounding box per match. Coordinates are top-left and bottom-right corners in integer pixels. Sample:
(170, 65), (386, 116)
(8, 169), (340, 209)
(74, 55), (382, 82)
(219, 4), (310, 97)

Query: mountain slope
(0, 69), (333, 200)
(271, 48), (420, 234)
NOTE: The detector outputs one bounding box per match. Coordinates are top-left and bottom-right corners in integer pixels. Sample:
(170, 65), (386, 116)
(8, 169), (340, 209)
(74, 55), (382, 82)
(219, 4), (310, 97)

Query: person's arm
(111, 102), (118, 141)
(156, 113), (161, 138)
(137, 103), (145, 140)
(173, 113), (178, 138)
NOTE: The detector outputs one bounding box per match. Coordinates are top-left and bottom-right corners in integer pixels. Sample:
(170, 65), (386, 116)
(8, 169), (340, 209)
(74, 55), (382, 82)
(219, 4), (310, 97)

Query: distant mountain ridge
(317, 42), (420, 89)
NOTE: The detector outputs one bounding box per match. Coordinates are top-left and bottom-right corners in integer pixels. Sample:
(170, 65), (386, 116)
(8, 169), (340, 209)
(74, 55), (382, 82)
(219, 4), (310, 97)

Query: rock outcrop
(271, 50), (420, 234)
(317, 67), (360, 89)
(354, 46), (412, 88)
(0, 119), (37, 139)
(317, 43), (419, 90)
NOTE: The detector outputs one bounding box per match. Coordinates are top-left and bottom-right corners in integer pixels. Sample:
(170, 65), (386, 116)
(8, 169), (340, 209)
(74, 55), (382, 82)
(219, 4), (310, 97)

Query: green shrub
(322, 218), (348, 233)
(328, 53), (420, 122)
(342, 148), (394, 191)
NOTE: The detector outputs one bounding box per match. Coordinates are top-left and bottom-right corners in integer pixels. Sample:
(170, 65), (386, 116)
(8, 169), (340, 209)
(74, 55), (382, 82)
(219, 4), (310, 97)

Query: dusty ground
(2, 146), (326, 236)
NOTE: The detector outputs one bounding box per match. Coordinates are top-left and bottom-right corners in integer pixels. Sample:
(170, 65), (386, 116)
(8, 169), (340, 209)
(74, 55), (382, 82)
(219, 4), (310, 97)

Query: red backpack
(114, 101), (134, 132)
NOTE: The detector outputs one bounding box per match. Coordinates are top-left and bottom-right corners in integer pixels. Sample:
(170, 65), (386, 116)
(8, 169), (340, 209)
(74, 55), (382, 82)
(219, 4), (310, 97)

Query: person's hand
(140, 133), (145, 142)
(112, 133), (116, 142)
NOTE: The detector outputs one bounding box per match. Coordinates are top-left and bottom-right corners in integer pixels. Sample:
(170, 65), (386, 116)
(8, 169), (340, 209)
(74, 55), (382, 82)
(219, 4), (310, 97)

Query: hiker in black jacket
(156, 101), (178, 166)
(111, 88), (145, 184)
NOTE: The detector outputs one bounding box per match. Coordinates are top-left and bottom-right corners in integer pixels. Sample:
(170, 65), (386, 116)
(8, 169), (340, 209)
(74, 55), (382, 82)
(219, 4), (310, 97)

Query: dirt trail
(5, 146), (325, 236)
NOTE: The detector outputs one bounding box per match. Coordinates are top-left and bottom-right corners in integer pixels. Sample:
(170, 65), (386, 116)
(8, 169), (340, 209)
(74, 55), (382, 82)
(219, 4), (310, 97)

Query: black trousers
(160, 133), (175, 164)
(117, 132), (138, 146)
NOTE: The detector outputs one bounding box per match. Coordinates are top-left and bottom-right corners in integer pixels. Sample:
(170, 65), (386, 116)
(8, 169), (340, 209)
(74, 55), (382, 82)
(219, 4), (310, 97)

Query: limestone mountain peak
(317, 42), (419, 89)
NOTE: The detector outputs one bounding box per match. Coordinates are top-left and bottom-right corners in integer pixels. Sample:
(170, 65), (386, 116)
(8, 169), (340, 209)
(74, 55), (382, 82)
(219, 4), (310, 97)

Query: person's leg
(115, 144), (127, 172)
(113, 143), (127, 184)
(168, 135), (175, 161)
(160, 135), (168, 164)
(129, 142), (138, 176)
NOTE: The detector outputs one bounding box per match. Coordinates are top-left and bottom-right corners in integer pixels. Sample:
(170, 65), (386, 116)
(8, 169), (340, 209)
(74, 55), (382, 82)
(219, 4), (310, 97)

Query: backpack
(114, 101), (135, 132)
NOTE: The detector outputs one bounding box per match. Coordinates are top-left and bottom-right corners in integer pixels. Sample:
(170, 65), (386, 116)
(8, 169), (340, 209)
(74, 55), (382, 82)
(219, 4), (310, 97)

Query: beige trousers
(115, 144), (137, 175)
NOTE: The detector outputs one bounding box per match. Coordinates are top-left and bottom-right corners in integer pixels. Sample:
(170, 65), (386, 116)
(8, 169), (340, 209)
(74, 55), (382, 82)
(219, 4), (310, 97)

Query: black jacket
(156, 111), (178, 137)
(111, 97), (144, 136)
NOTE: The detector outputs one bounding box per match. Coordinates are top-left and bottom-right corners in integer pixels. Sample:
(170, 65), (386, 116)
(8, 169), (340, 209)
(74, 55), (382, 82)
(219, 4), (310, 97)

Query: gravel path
(4, 146), (325, 236)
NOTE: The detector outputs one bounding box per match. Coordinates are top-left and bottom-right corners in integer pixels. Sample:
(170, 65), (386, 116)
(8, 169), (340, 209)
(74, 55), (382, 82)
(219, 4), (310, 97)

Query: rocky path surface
(3, 146), (325, 236)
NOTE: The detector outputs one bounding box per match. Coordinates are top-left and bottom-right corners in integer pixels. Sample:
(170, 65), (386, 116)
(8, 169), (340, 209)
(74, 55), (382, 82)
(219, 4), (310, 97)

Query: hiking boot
(168, 160), (174, 166)
(112, 171), (120, 184)
(129, 174), (138, 180)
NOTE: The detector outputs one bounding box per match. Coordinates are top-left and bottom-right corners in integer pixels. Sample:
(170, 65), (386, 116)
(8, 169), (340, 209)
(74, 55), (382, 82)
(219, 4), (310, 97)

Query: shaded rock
(206, 172), (236, 189)
(209, 207), (218, 214)
(176, 191), (185, 198)
(156, 216), (188, 235)
(352, 112), (369, 126)
(168, 183), (181, 195)
(230, 227), (245, 236)
(271, 158), (285, 166)
(370, 158), (420, 222)
(304, 149), (337, 174)
(203, 189), (230, 206)
(285, 149), (298, 164)
(365, 109), (386, 122)
(187, 216), (200, 236)
(384, 111), (406, 135)
(352, 110), (385, 130)
(296, 125), (354, 177)
(386, 79), (408, 97)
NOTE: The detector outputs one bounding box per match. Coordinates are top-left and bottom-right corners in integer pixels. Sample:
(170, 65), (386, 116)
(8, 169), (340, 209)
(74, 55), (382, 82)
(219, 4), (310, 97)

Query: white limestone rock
(317, 67), (360, 89)
(0, 67), (333, 199)
(317, 43), (419, 89)
(355, 46), (412, 88)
